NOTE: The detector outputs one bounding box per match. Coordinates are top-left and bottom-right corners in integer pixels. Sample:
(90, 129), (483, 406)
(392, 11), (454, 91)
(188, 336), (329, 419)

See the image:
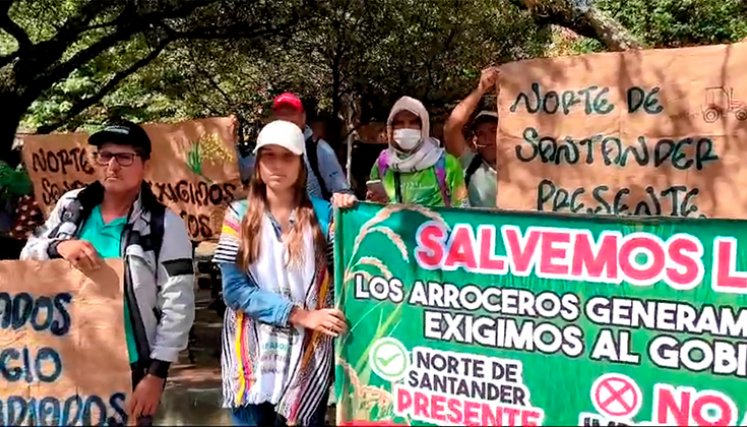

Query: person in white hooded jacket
(367, 96), (469, 208)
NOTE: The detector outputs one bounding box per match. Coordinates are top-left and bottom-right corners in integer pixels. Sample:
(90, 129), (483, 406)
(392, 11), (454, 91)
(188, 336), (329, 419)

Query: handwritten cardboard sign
(21, 117), (240, 241)
(497, 41), (747, 219)
(0, 259), (131, 426)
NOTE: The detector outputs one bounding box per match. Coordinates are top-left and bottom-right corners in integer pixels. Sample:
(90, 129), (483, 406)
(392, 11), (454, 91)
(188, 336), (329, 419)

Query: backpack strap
(52, 198), (86, 237)
(310, 197), (331, 238)
(377, 151), (406, 204)
(435, 153), (451, 207)
(305, 135), (330, 199)
(310, 197), (334, 280)
(465, 153), (483, 188)
(376, 150), (450, 206)
(377, 150), (390, 180)
(150, 203), (166, 269)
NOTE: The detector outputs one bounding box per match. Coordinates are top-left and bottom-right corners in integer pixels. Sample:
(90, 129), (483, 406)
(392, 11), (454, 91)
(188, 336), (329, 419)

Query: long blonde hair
(237, 150), (327, 271)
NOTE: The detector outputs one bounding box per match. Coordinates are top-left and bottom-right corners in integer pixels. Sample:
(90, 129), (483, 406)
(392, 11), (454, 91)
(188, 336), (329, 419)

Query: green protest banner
(334, 202), (747, 427)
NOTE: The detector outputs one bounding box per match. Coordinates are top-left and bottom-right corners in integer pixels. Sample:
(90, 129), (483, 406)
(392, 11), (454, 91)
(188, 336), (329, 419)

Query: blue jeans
(230, 395), (329, 426)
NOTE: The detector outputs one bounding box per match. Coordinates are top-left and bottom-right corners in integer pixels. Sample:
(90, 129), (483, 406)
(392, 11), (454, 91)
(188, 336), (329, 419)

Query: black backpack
(465, 153), (483, 188)
(305, 135), (331, 199)
(149, 203), (166, 268)
(60, 187), (166, 267)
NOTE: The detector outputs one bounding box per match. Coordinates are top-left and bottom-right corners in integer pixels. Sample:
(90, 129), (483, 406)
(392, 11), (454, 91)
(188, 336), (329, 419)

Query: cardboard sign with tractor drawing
(496, 41), (747, 219)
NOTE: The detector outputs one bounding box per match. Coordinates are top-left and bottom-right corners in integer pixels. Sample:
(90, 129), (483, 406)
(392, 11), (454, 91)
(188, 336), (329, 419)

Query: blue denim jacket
(218, 198), (332, 327)
(220, 262), (293, 327)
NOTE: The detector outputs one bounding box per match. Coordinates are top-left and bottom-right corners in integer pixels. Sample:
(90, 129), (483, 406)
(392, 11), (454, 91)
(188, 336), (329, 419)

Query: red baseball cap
(272, 92), (304, 113)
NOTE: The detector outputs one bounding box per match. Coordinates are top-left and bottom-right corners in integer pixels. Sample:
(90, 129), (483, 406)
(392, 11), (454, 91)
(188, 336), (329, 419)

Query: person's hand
(366, 189), (388, 204)
(478, 66), (500, 94)
(57, 240), (101, 271)
(331, 192), (357, 209)
(127, 374), (165, 421)
(291, 307), (347, 337)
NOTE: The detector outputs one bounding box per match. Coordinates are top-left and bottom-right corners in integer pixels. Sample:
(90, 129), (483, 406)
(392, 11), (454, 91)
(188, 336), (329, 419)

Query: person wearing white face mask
(366, 96), (469, 208)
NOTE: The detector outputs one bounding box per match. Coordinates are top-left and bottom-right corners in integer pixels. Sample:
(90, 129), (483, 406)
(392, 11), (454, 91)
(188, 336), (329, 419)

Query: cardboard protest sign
(22, 132), (91, 211)
(21, 117), (240, 241)
(497, 41), (747, 219)
(140, 118), (240, 241)
(335, 203), (747, 426)
(0, 259), (131, 426)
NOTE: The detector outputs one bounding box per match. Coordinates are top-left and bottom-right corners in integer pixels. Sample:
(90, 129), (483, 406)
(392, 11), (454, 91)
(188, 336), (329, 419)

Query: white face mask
(393, 128), (422, 151)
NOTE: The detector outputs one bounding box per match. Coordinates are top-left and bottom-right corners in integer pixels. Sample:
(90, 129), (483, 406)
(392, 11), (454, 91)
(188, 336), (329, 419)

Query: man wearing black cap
(445, 67), (500, 208)
(21, 120), (195, 425)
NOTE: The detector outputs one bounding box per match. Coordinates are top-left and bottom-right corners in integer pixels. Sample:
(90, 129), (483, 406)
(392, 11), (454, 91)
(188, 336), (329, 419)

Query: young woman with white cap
(366, 96), (469, 208)
(212, 120), (356, 426)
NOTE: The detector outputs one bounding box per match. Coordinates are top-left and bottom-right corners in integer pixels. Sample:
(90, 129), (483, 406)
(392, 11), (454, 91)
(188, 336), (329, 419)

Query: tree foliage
(599, 0), (747, 48)
(0, 0), (312, 162)
(1, 0), (746, 163)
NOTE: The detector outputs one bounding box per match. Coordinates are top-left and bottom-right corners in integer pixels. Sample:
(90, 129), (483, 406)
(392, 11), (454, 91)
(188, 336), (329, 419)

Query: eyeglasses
(94, 151), (139, 166)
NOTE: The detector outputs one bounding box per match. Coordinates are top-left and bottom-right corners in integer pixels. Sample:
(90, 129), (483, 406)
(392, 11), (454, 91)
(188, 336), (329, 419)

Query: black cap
(471, 111), (498, 130)
(88, 120), (151, 159)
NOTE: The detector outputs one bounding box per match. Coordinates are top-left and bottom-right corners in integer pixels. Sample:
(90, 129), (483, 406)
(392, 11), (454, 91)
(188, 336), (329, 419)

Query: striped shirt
(213, 200), (334, 425)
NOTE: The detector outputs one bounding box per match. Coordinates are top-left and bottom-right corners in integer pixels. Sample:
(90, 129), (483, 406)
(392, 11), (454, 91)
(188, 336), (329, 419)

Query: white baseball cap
(253, 120), (305, 156)
(473, 111), (498, 127)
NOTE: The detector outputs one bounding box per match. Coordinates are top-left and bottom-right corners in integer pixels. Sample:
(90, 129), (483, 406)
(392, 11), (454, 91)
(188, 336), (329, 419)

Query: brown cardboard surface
(0, 259), (130, 425)
(21, 117), (240, 241)
(497, 42), (747, 218)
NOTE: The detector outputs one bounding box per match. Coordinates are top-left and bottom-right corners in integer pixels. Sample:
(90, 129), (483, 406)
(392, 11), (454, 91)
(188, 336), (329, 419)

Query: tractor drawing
(702, 87), (747, 123)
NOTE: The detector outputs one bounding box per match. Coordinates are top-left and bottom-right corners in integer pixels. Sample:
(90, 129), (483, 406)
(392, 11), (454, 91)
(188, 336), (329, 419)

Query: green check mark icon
(376, 352), (401, 367)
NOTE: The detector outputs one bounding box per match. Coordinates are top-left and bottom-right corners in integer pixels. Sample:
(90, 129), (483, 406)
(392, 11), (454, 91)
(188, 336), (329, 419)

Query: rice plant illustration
(337, 204), (450, 424)
(337, 356), (399, 424)
(186, 132), (235, 182)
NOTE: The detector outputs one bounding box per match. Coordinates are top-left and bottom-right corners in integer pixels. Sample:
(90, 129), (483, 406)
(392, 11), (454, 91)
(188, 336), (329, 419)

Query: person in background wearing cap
(367, 96), (469, 208)
(271, 92), (351, 200)
(212, 120), (355, 426)
(21, 120), (195, 425)
(444, 66), (500, 208)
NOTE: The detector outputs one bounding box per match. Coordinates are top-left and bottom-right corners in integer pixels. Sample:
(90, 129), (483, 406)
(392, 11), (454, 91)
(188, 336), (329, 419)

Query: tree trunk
(0, 92), (30, 167)
(0, 0), (302, 164)
(517, 0), (643, 51)
(340, 92), (360, 187)
(331, 54), (343, 144)
(583, 6), (643, 51)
